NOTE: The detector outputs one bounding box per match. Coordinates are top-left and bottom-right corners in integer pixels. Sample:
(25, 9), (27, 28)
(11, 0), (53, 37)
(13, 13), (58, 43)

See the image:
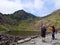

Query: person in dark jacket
(50, 25), (56, 40)
(41, 23), (47, 42)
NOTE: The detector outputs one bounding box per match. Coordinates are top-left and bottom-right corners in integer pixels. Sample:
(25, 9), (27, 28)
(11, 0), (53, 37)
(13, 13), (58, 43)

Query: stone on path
(17, 33), (60, 45)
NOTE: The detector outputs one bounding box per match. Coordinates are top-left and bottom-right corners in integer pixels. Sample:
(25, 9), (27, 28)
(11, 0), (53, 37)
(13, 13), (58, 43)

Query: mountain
(0, 10), (39, 31)
(10, 10), (37, 21)
(36, 9), (60, 31)
(0, 9), (60, 31)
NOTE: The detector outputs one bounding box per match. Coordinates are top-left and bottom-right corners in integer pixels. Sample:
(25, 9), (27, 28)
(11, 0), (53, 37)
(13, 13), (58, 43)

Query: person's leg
(41, 32), (46, 42)
(42, 34), (46, 42)
(43, 32), (46, 42)
(42, 37), (45, 42)
(52, 32), (55, 40)
(53, 33), (55, 39)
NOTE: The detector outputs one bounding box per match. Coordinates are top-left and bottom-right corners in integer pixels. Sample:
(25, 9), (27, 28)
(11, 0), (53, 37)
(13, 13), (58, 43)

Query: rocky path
(17, 33), (60, 45)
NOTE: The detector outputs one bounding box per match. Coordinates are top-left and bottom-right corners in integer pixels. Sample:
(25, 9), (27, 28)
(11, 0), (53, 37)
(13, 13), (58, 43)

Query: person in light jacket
(50, 25), (56, 40)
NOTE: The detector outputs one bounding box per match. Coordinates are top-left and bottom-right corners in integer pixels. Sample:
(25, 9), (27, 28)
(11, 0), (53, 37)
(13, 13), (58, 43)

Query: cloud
(0, 0), (45, 15)
(0, 0), (59, 17)
(53, 0), (60, 9)
(0, 0), (23, 14)
(22, 0), (45, 16)
(34, 0), (44, 9)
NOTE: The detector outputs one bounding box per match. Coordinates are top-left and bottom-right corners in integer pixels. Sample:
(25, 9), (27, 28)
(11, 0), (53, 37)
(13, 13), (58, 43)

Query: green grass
(7, 31), (40, 36)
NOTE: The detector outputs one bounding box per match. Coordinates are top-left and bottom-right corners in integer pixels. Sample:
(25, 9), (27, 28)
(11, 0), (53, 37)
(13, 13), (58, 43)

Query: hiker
(50, 25), (56, 40)
(41, 23), (47, 42)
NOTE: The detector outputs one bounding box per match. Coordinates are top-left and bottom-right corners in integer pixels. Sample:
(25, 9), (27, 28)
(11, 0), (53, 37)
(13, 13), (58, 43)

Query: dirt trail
(17, 33), (60, 45)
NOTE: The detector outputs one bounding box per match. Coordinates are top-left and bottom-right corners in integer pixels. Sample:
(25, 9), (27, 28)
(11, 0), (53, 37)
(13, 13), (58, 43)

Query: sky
(0, 0), (60, 17)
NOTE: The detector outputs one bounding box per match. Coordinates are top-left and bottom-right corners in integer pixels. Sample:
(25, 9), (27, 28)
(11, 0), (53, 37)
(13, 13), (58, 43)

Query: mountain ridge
(36, 9), (60, 31)
(0, 9), (60, 31)
(0, 10), (39, 31)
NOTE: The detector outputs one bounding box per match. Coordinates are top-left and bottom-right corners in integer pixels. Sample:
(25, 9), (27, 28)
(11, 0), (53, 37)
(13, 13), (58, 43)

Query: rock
(18, 33), (60, 45)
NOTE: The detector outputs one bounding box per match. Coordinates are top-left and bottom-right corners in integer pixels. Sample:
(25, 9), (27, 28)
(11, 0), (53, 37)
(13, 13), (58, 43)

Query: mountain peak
(45, 9), (60, 17)
(56, 9), (60, 11)
(14, 10), (26, 14)
(53, 9), (60, 13)
(0, 12), (3, 15)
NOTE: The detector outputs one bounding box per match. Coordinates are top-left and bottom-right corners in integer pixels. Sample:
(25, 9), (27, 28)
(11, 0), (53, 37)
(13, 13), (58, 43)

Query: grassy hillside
(0, 10), (40, 31)
(35, 9), (60, 32)
(0, 9), (60, 33)
(43, 9), (60, 30)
